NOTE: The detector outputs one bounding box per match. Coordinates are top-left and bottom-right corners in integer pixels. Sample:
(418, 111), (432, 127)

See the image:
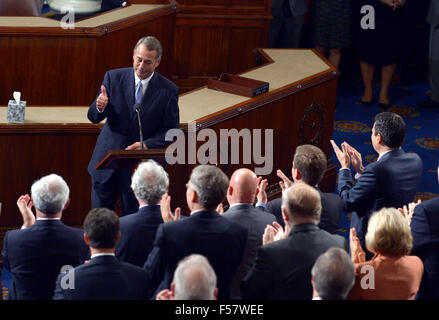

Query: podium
(93, 49), (339, 214)
(94, 149), (193, 215)
(0, 48), (338, 263)
(96, 150), (167, 170)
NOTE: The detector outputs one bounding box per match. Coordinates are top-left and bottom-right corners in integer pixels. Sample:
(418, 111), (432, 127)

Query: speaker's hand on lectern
(125, 142), (148, 150)
(96, 85), (108, 111)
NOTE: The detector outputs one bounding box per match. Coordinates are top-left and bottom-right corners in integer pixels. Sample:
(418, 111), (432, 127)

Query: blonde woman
(348, 207), (423, 300)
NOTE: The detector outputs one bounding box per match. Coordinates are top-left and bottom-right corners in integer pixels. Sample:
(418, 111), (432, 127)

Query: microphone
(134, 103), (145, 150)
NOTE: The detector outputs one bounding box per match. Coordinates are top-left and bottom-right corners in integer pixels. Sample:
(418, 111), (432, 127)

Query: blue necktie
(135, 81), (143, 105)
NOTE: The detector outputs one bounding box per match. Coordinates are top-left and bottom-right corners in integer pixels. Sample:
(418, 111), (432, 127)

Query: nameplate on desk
(208, 73), (269, 98)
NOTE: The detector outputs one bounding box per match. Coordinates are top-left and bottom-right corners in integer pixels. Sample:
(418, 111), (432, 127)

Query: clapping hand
(399, 199), (421, 224)
(330, 140), (351, 169)
(262, 221), (290, 245)
(16, 194), (35, 228)
(160, 193), (181, 223)
(156, 289), (174, 300)
(276, 169), (293, 191)
(393, 0), (407, 9)
(342, 142), (364, 174)
(256, 176), (268, 204)
(350, 228), (366, 264)
(382, 0), (406, 10)
(216, 202), (224, 214)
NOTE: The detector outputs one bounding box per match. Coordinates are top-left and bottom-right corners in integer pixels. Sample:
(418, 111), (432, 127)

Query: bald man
(156, 254), (218, 300)
(222, 168), (276, 299)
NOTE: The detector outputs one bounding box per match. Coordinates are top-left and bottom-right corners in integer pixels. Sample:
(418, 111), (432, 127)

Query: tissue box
(7, 100), (26, 124)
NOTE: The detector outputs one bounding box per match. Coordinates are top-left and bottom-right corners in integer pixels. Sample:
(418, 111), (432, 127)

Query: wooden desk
(0, 2), (178, 106)
(0, 106), (99, 233)
(0, 49), (337, 264)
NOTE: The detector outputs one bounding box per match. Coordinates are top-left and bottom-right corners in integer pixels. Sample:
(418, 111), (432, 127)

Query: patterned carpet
(333, 82), (439, 239)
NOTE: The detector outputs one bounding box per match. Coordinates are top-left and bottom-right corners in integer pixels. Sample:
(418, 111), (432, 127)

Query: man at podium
(87, 36), (180, 215)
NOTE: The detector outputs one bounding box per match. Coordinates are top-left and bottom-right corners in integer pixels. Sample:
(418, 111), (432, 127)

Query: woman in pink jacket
(348, 207), (423, 300)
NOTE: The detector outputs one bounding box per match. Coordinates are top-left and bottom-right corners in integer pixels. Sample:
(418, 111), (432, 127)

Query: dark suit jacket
(88, 68), (179, 184)
(337, 149), (422, 250)
(222, 204), (277, 299)
(1, 219), (89, 300)
(411, 197), (439, 299)
(53, 255), (152, 300)
(259, 189), (343, 234)
(143, 210), (248, 300)
(101, 0), (124, 12)
(427, 0), (439, 27)
(116, 205), (163, 267)
(270, 0), (307, 17)
(241, 223), (347, 300)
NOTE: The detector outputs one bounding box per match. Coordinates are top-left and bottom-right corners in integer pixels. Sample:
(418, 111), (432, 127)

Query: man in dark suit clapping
(222, 168), (276, 299)
(144, 165), (248, 300)
(2, 174), (89, 300)
(241, 182), (347, 300)
(331, 112), (423, 259)
(257, 144), (343, 234)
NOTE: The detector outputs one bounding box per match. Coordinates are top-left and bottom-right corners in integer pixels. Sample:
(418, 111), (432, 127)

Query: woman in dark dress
(357, 0), (408, 107)
(313, 0), (352, 69)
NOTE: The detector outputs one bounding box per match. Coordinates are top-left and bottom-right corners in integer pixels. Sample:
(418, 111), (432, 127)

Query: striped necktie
(135, 81), (143, 105)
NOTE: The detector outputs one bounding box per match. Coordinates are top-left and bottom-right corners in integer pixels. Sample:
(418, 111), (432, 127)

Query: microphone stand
(134, 104), (145, 150)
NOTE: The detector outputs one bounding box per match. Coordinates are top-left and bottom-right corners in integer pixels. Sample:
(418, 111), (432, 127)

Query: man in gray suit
(418, 0), (439, 108)
(241, 182), (347, 300)
(222, 168), (276, 299)
(269, 0), (307, 48)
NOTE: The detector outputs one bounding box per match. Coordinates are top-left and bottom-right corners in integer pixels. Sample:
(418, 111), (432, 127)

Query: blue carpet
(332, 82), (439, 239)
(1, 267), (11, 299)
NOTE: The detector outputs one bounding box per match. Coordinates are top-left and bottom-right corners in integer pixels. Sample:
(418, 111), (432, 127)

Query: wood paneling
(160, 49), (338, 213)
(0, 49), (337, 266)
(0, 123), (101, 228)
(170, 0), (271, 92)
(0, 118), (101, 265)
(173, 16), (270, 92)
(0, 2), (177, 106)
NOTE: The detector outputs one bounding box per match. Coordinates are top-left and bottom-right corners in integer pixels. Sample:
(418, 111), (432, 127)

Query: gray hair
(311, 247), (355, 300)
(173, 254), (217, 300)
(281, 182), (321, 224)
(189, 165), (229, 210)
(131, 160), (169, 204)
(31, 174), (69, 215)
(134, 36), (162, 61)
